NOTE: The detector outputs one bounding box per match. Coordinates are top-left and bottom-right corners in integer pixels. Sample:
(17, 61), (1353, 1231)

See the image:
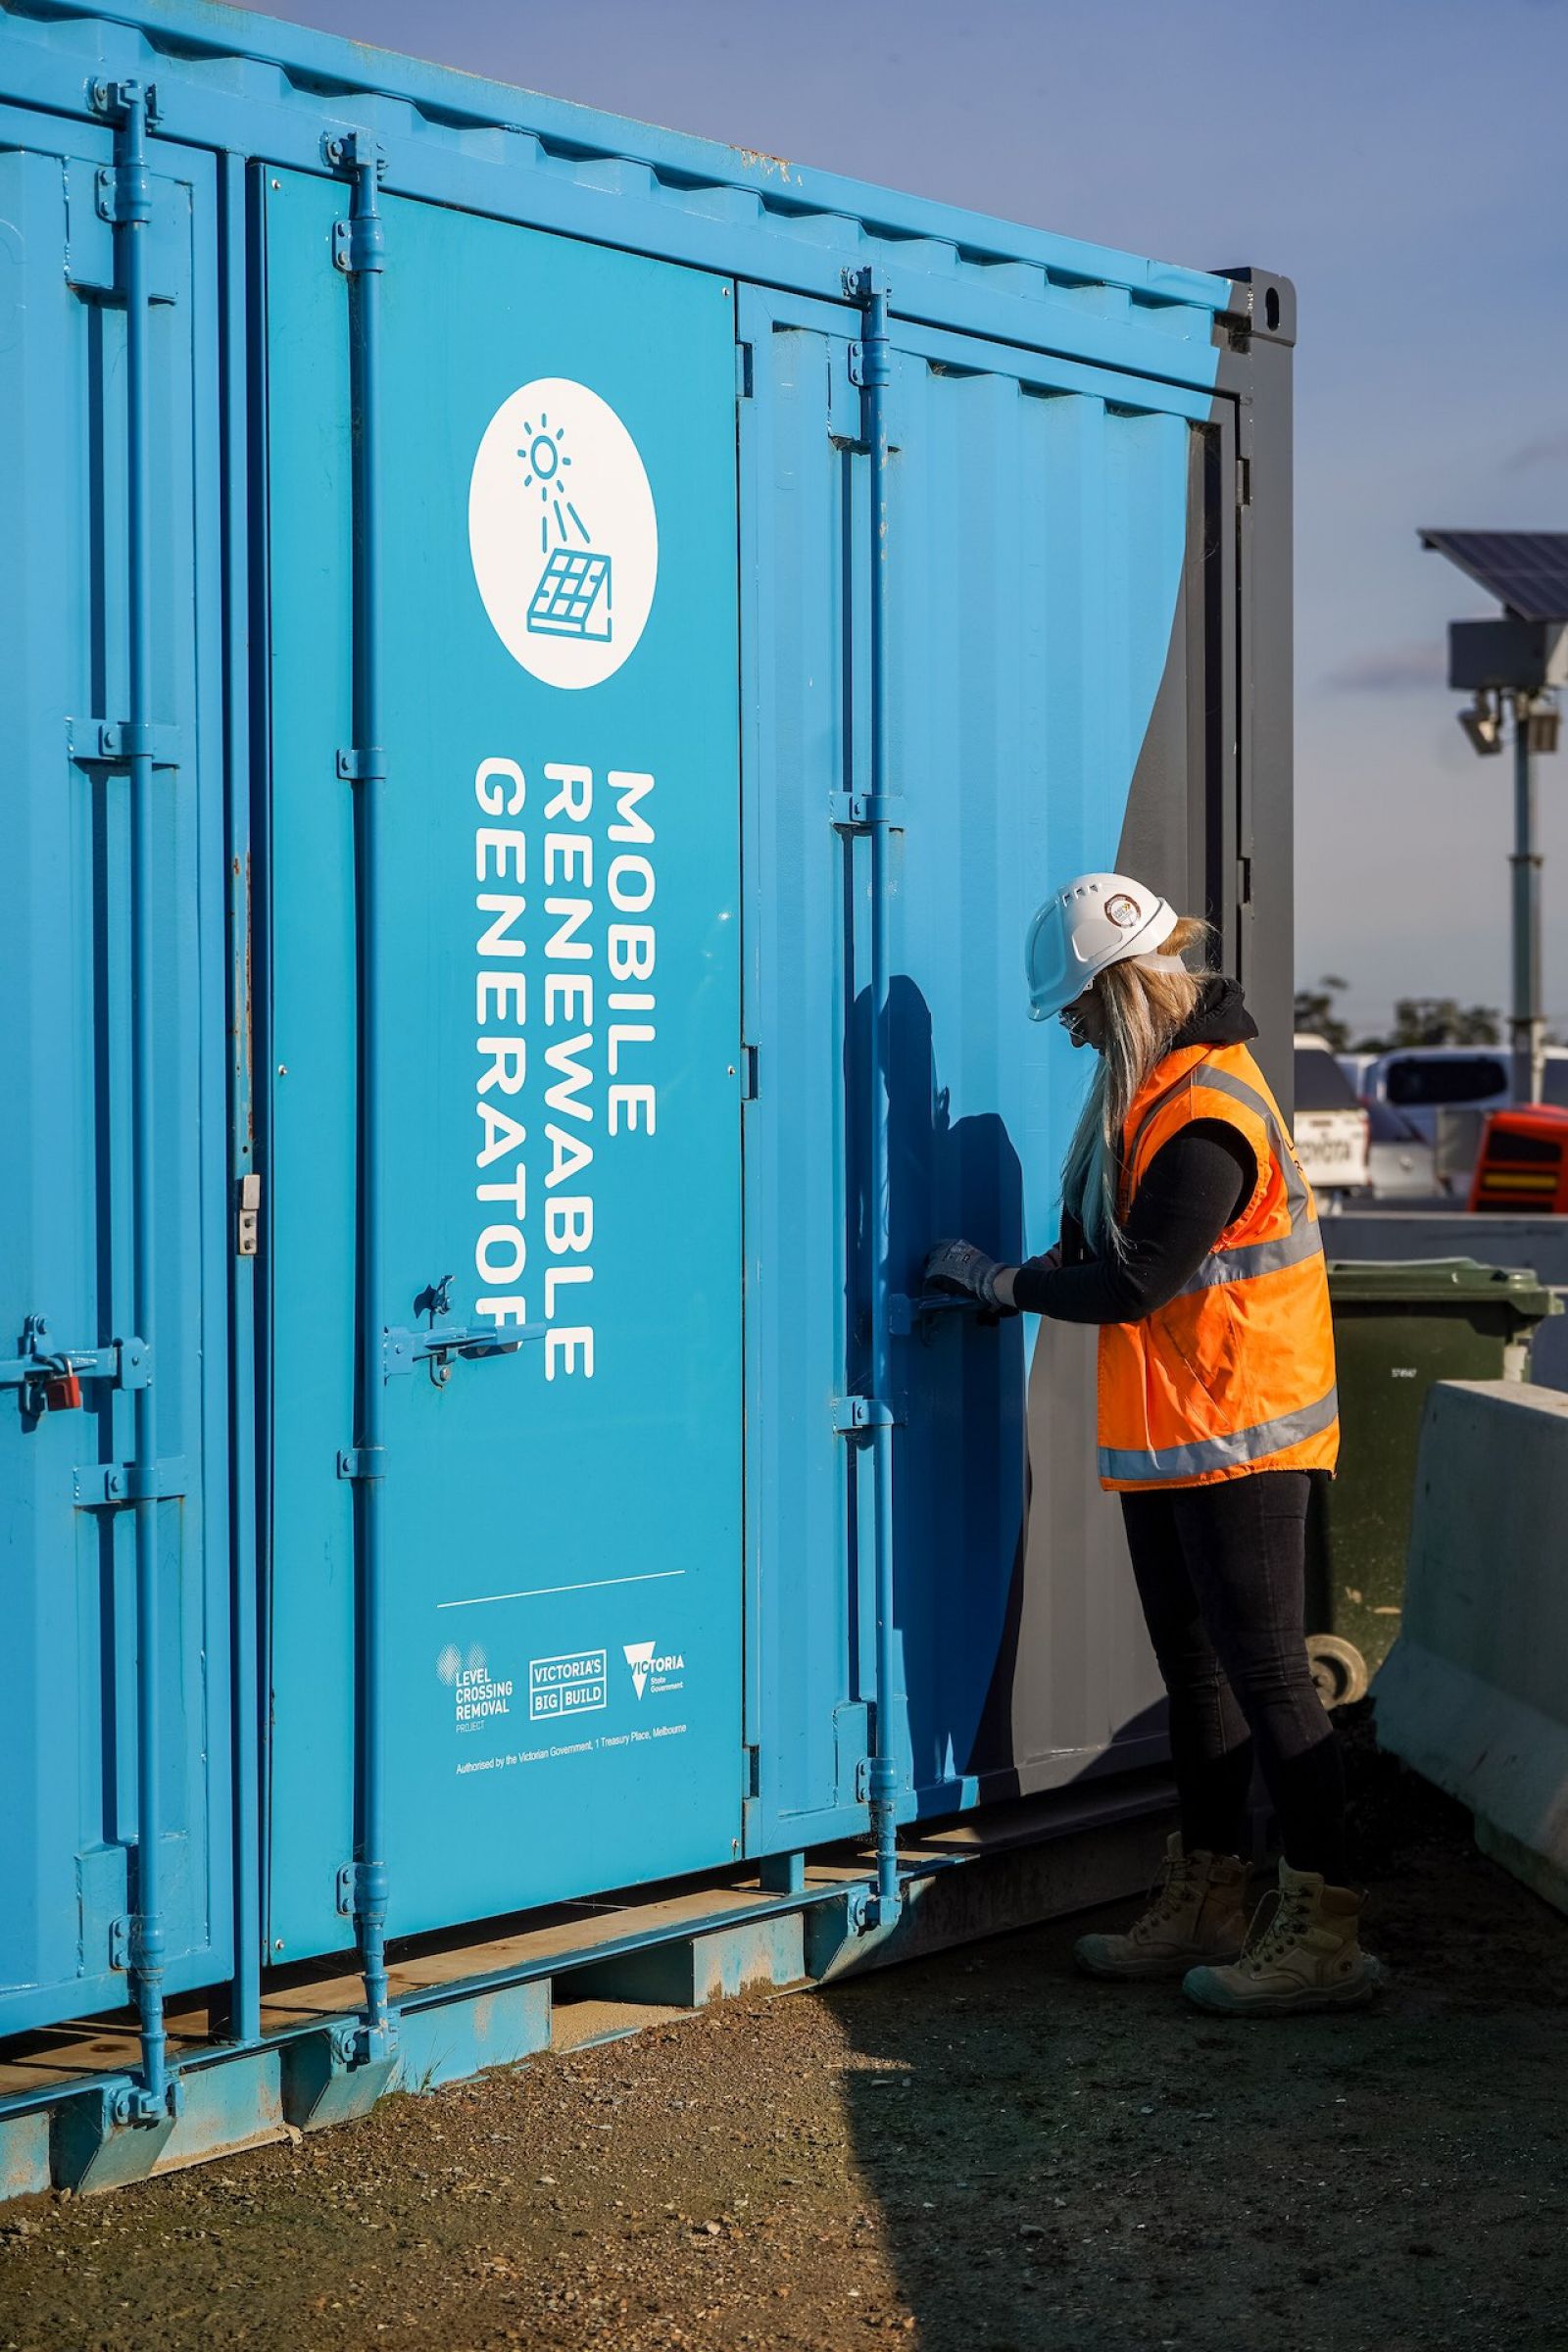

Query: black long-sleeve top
(1009, 1123), (1255, 1323)
(1009, 976), (1264, 1326)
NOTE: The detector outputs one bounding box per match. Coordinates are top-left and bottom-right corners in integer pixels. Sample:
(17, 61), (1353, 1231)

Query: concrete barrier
(1376, 1380), (1568, 1915)
(1330, 1210), (1568, 1393)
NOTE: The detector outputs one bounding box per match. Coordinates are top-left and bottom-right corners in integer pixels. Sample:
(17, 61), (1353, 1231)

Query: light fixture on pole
(1457, 689), (1504, 758)
(1420, 530), (1568, 1105)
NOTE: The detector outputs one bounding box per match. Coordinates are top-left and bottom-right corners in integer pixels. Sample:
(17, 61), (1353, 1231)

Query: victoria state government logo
(623, 1641), (686, 1701)
(467, 376), (658, 691)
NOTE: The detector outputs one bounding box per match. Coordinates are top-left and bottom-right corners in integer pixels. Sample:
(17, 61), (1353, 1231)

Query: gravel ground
(3, 1714), (1566, 2352)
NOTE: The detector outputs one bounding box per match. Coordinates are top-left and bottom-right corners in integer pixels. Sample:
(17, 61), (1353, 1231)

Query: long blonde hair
(1060, 915), (1211, 1258)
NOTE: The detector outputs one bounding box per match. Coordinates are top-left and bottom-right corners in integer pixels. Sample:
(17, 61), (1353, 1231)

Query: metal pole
(331, 133), (393, 2058)
(848, 268), (902, 1927)
(1511, 694), (1544, 1104)
(99, 76), (172, 2125)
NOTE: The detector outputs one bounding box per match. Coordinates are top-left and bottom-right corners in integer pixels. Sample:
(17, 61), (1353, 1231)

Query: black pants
(1121, 1470), (1348, 1884)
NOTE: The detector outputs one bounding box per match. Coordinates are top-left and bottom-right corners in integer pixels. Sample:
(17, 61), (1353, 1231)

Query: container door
(262, 176), (744, 1957)
(740, 285), (1226, 1843)
(0, 121), (230, 2032)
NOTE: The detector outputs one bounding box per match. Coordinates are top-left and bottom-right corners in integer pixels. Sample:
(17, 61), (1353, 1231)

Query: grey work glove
(923, 1238), (1007, 1309)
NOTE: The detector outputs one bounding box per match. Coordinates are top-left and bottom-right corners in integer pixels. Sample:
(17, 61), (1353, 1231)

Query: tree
(1297, 980), (1504, 1055)
(1294, 975), (1351, 1053)
(1352, 998), (1502, 1052)
(1391, 999), (1501, 1048)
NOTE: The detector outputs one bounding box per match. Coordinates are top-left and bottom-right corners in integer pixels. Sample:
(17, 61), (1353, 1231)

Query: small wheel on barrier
(1306, 1633), (1369, 1710)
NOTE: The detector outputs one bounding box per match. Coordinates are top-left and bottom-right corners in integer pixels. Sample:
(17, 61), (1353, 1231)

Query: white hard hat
(1025, 871), (1181, 1020)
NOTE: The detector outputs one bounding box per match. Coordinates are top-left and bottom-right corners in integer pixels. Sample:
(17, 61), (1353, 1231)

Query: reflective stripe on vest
(1140, 1063), (1325, 1301)
(1171, 1215), (1325, 1296)
(1098, 1383), (1340, 1486)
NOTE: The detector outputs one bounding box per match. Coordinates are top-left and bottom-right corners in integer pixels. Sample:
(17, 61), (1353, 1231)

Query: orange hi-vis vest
(1097, 1040), (1340, 1492)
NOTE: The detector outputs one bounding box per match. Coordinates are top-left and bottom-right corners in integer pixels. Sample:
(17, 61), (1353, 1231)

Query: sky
(235, 0), (1568, 1038)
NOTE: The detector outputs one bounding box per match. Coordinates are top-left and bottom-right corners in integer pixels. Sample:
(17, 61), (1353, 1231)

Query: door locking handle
(383, 1317), (545, 1386)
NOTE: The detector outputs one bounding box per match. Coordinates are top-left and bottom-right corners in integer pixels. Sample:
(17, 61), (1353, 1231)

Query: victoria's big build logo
(528, 1649), (609, 1721)
(468, 377), (658, 691)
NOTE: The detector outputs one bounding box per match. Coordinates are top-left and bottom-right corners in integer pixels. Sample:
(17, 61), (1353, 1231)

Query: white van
(1354, 1046), (1568, 1190)
(1357, 1046), (1568, 1124)
(1293, 1035), (1371, 1200)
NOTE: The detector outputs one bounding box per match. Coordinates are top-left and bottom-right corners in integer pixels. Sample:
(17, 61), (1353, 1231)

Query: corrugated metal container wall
(0, 0), (1295, 2061)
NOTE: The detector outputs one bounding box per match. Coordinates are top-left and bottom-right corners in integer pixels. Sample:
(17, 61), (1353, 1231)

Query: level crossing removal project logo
(468, 377), (658, 689)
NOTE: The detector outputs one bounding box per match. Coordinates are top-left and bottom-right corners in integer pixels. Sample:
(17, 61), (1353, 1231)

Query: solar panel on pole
(1422, 527), (1564, 1103)
(1420, 530), (1568, 624)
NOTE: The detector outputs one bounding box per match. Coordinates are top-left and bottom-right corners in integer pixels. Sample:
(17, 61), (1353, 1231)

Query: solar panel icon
(526, 547), (613, 641)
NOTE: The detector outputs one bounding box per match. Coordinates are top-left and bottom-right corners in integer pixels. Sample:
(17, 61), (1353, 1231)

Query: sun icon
(517, 414), (590, 554)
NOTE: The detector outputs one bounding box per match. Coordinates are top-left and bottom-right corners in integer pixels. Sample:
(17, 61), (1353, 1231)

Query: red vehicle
(1469, 1104), (1568, 1213)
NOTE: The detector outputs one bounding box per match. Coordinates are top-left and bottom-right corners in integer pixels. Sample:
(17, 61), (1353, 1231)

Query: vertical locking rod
(327, 128), (393, 2058)
(94, 74), (172, 2125)
(846, 268), (903, 1928)
(220, 149), (264, 2047)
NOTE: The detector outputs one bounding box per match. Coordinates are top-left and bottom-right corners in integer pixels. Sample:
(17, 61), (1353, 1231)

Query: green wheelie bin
(1305, 1257), (1559, 1706)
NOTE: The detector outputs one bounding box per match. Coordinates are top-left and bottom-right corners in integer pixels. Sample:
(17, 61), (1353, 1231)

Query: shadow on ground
(829, 1706), (1568, 2351)
(3, 1713), (1566, 2352)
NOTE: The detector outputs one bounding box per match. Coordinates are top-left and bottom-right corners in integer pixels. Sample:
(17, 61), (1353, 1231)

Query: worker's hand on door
(924, 1237), (1009, 1309)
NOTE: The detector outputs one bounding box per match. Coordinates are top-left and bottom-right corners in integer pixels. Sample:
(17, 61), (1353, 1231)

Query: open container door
(260, 171), (746, 1961)
(738, 280), (1236, 1850)
(0, 110), (231, 2035)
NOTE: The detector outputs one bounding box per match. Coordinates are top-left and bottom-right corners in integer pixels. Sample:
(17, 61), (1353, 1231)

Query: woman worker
(925, 871), (1373, 2018)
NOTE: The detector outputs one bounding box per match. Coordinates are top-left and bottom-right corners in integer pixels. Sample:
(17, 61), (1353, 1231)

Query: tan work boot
(1074, 1834), (1249, 1981)
(1183, 1858), (1377, 2017)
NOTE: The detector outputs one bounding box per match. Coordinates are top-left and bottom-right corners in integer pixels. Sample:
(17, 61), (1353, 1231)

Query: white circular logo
(468, 377), (658, 690)
(1104, 893), (1142, 929)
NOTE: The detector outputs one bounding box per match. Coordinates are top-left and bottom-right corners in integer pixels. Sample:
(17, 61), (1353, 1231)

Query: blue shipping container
(0, 0), (1296, 2132)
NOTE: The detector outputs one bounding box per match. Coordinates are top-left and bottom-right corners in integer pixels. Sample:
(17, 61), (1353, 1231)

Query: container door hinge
(236, 1172), (261, 1257)
(739, 1044), (760, 1102)
(743, 1744), (761, 1800)
(68, 716), (181, 771)
(832, 1396), (901, 1435)
(108, 1915), (131, 1971)
(830, 792), (904, 832)
(735, 339), (754, 400)
(1237, 454), (1252, 507)
(1238, 855), (1253, 906)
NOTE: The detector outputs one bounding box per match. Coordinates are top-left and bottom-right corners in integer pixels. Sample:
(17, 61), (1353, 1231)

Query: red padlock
(44, 1370), (82, 1411)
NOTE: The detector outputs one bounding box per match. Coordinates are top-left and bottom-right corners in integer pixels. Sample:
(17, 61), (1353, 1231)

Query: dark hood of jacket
(1167, 974), (1258, 1054)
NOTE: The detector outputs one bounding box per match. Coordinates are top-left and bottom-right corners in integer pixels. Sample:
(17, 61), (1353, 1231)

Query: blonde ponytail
(1059, 916), (1212, 1258)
